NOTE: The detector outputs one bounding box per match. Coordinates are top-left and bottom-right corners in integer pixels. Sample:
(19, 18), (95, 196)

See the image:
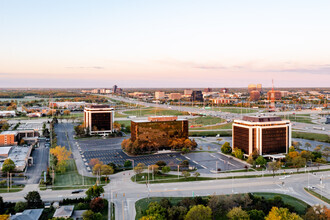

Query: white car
(279, 176), (286, 180)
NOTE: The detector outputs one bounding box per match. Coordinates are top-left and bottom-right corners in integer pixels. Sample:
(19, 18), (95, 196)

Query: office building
(232, 116), (291, 155)
(184, 89), (193, 96)
(113, 85), (118, 93)
(191, 91), (204, 102)
(169, 93), (181, 100)
(250, 90), (261, 101)
(248, 84), (257, 93)
(84, 105), (114, 135)
(267, 90), (282, 100)
(131, 116), (188, 144)
(155, 91), (165, 100)
(256, 84), (262, 92)
(221, 88), (229, 93)
(204, 88), (212, 93)
(0, 131), (17, 146)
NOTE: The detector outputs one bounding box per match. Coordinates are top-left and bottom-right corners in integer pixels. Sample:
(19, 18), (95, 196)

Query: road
(25, 140), (49, 184)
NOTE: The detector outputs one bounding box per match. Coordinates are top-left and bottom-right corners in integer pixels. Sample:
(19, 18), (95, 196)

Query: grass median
(304, 188), (330, 204)
(131, 173), (215, 184)
(0, 185), (24, 193)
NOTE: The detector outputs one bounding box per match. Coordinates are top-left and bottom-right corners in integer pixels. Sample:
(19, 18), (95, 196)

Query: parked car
(71, 189), (84, 194)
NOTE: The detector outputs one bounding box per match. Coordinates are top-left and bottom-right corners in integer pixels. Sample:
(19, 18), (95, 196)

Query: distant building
(184, 89), (193, 96)
(256, 84), (262, 92)
(280, 91), (289, 97)
(155, 91), (165, 100)
(113, 85), (118, 93)
(0, 131), (17, 146)
(220, 88), (229, 93)
(0, 111), (16, 118)
(211, 98), (232, 104)
(232, 116), (291, 155)
(49, 102), (86, 110)
(84, 105), (114, 135)
(204, 88), (212, 93)
(191, 91), (203, 102)
(250, 90), (261, 101)
(0, 145), (33, 171)
(267, 90), (282, 100)
(168, 93), (181, 100)
(248, 84), (257, 93)
(131, 116), (188, 144)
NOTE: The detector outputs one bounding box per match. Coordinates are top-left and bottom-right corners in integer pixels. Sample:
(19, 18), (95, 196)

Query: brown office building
(267, 90), (282, 100)
(84, 105), (114, 135)
(232, 116), (291, 155)
(250, 90), (261, 101)
(131, 116), (188, 145)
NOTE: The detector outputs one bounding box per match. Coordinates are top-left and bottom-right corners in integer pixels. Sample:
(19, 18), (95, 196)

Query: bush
(221, 142), (232, 154)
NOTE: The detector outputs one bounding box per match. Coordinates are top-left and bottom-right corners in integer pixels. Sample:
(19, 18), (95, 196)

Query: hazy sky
(1, 0), (330, 88)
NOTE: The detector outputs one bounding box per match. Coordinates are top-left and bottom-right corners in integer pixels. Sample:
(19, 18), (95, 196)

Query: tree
(2, 158), (15, 173)
(100, 165), (114, 177)
(182, 171), (191, 179)
(50, 146), (72, 162)
(82, 210), (102, 220)
(86, 185), (104, 200)
(255, 156), (267, 167)
(246, 155), (254, 165)
(184, 205), (212, 220)
(159, 198), (172, 209)
(300, 151), (312, 161)
(90, 197), (104, 212)
(134, 163), (145, 175)
(305, 142), (312, 151)
(265, 207), (302, 220)
(227, 206), (250, 220)
(145, 202), (167, 220)
(168, 206), (187, 220)
(63, 110), (70, 116)
(314, 145), (323, 152)
(322, 146), (330, 161)
(93, 164), (102, 175)
(304, 205), (330, 220)
(233, 148), (243, 160)
(89, 158), (103, 168)
(124, 160), (132, 167)
(161, 166), (171, 174)
(24, 191), (43, 208)
(148, 165), (159, 175)
(56, 160), (68, 173)
(14, 201), (27, 213)
(194, 172), (200, 180)
(221, 142), (232, 154)
(113, 122), (121, 131)
(155, 161), (167, 168)
(248, 209), (265, 220)
(292, 156), (306, 172)
(289, 146), (295, 153)
(268, 161), (281, 177)
(180, 160), (189, 168)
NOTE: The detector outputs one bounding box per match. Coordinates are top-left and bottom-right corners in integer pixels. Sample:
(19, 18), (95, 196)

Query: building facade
(250, 90), (261, 101)
(232, 116), (291, 155)
(267, 90), (282, 100)
(84, 105), (114, 135)
(191, 91), (203, 102)
(131, 116), (188, 145)
(0, 132), (17, 146)
(169, 93), (182, 100)
(155, 91), (165, 100)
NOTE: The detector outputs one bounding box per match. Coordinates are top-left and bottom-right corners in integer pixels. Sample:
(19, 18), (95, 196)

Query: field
(189, 116), (225, 126)
(292, 131), (330, 143)
(122, 107), (189, 117)
(115, 120), (131, 127)
(212, 107), (259, 114)
(47, 159), (102, 190)
(190, 122), (232, 130)
(189, 130), (232, 137)
(281, 114), (314, 124)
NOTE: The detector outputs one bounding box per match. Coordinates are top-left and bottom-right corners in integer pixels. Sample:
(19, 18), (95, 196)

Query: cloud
(267, 64), (330, 75)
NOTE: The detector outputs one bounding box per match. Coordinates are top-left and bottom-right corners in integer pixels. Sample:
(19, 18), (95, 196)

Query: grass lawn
(123, 107), (189, 117)
(114, 112), (126, 118)
(292, 131), (330, 143)
(304, 188), (330, 204)
(189, 130), (232, 137)
(280, 115), (314, 124)
(253, 192), (309, 214)
(132, 173), (215, 184)
(115, 120), (131, 127)
(190, 122), (232, 130)
(50, 159), (103, 190)
(135, 192), (308, 219)
(213, 107), (259, 114)
(0, 185), (24, 193)
(189, 116), (225, 126)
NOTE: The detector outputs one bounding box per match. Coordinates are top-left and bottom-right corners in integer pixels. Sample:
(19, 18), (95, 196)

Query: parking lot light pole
(177, 165), (180, 179)
(216, 161), (218, 180)
(128, 159), (135, 182)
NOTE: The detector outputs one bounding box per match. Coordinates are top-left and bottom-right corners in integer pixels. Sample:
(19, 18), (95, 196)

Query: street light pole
(216, 161), (218, 180)
(177, 165), (180, 179)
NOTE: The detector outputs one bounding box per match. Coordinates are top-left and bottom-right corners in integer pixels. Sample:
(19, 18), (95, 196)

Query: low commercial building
(0, 145), (33, 171)
(49, 102), (86, 110)
(84, 105), (114, 135)
(232, 116), (291, 155)
(168, 93), (182, 100)
(155, 91), (165, 100)
(11, 209), (44, 220)
(211, 98), (233, 104)
(131, 116), (188, 145)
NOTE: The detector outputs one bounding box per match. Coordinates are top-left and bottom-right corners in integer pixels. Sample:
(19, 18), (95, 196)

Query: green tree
(2, 158), (15, 173)
(221, 142), (232, 154)
(292, 156), (306, 172)
(24, 191), (43, 208)
(145, 202), (167, 220)
(167, 206), (187, 220)
(14, 201), (27, 213)
(86, 185), (104, 200)
(100, 165), (114, 177)
(322, 146), (330, 161)
(289, 146), (295, 152)
(134, 163), (145, 175)
(255, 156), (267, 167)
(248, 209), (265, 220)
(265, 207), (302, 220)
(246, 155), (254, 165)
(268, 161), (281, 177)
(182, 171), (191, 179)
(227, 206), (250, 220)
(184, 205), (212, 220)
(161, 166), (171, 174)
(305, 142), (312, 151)
(124, 160), (132, 167)
(194, 172), (200, 180)
(233, 148), (243, 160)
(82, 210), (102, 220)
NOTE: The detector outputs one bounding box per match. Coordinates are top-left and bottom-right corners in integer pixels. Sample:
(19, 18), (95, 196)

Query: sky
(0, 0), (330, 88)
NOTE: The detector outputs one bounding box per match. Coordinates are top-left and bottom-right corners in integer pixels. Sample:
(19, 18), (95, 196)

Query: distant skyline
(1, 1), (330, 88)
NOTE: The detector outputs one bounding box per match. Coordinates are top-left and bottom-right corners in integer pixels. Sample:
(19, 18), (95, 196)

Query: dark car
(71, 189), (83, 194)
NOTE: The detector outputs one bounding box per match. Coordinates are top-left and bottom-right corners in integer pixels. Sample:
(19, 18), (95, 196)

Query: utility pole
(7, 172), (9, 192)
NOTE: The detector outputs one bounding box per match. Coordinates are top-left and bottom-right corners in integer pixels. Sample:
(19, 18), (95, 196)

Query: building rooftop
(53, 205), (74, 218)
(1, 130), (18, 135)
(11, 209), (44, 220)
(242, 116), (282, 122)
(0, 146), (32, 170)
(0, 146), (12, 156)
